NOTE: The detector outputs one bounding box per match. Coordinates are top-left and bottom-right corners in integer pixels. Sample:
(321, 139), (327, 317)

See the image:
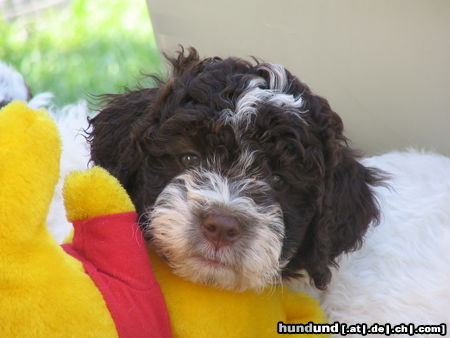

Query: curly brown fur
(89, 47), (382, 290)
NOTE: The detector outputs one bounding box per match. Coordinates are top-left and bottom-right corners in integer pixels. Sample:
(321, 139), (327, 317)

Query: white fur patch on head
(226, 63), (305, 130)
(0, 61), (29, 104)
(145, 168), (285, 291)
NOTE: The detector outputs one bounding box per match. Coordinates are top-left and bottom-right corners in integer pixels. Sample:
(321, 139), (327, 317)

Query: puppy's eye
(180, 154), (200, 168)
(270, 175), (285, 189)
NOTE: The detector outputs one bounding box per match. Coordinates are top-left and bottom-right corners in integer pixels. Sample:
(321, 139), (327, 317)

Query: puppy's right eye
(180, 154), (200, 168)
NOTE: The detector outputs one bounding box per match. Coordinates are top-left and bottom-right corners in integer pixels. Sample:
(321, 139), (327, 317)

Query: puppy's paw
(63, 166), (135, 222)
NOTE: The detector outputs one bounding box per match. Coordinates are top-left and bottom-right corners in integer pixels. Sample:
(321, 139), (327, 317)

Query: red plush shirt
(62, 212), (171, 338)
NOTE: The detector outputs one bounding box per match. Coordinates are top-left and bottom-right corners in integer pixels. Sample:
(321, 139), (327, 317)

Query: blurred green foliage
(0, 0), (162, 106)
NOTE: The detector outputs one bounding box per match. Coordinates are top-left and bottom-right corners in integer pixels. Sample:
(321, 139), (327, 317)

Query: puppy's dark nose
(201, 213), (241, 247)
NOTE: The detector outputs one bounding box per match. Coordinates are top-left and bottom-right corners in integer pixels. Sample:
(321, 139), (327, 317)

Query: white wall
(147, 0), (450, 155)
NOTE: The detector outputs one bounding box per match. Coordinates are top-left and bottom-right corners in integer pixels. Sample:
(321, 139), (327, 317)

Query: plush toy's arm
(63, 167), (135, 221)
(62, 167), (171, 338)
(62, 167), (156, 287)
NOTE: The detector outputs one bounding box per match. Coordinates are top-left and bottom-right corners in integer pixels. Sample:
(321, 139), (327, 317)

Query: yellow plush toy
(0, 101), (327, 337)
(149, 250), (328, 337)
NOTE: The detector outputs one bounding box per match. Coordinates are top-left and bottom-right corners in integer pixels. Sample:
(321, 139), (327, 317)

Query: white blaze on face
(145, 168), (285, 291)
(223, 63), (305, 132)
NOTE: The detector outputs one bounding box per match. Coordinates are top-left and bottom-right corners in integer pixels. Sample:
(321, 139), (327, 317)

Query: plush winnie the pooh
(0, 101), (327, 337)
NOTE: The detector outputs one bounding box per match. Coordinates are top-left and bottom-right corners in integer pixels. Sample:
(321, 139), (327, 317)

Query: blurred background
(0, 0), (161, 106)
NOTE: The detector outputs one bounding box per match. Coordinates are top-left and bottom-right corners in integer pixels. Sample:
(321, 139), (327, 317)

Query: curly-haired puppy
(89, 48), (381, 291)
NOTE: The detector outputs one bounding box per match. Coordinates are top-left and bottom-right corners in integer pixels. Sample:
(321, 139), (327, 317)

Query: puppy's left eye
(180, 154), (201, 168)
(270, 175), (285, 189)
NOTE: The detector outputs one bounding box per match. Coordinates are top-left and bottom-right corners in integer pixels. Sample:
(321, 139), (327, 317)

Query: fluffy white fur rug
(317, 151), (450, 334)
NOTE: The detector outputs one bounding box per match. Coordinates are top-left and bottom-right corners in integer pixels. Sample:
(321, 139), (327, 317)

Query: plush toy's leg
(0, 101), (60, 244)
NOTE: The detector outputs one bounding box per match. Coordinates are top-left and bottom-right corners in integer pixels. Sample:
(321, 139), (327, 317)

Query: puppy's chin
(168, 255), (247, 291)
(151, 247), (281, 292)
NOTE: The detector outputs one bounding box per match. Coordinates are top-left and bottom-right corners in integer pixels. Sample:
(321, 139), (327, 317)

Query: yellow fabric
(62, 166), (135, 244)
(63, 166), (135, 222)
(149, 249), (328, 338)
(0, 101), (117, 337)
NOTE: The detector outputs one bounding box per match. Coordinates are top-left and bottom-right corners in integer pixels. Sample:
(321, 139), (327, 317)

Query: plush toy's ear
(63, 166), (135, 222)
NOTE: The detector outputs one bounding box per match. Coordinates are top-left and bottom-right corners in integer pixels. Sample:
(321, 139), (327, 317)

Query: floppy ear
(89, 47), (203, 214)
(89, 88), (159, 199)
(288, 94), (382, 290)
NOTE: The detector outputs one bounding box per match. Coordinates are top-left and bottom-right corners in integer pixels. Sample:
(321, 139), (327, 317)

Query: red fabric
(62, 212), (172, 338)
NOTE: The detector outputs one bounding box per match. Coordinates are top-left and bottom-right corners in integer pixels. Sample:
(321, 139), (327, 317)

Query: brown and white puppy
(89, 47), (381, 291)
